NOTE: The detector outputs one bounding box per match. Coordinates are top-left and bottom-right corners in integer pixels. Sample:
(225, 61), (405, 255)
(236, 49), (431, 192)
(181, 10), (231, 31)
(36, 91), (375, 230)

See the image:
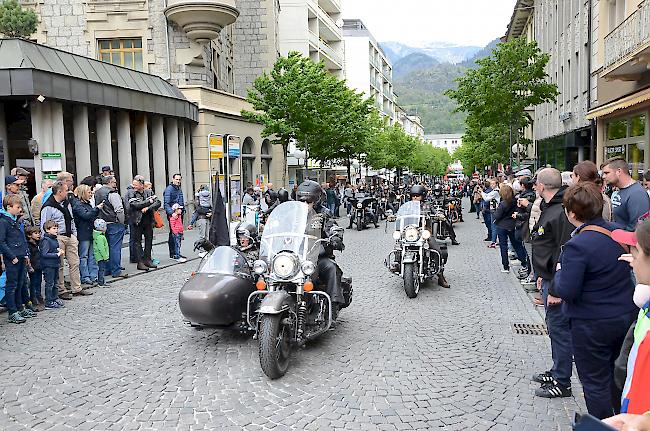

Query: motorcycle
(386, 201), (442, 298)
(179, 246), (257, 331)
(249, 201), (353, 379)
(348, 196), (379, 230)
(430, 201), (452, 241)
(378, 197), (388, 220)
(446, 199), (461, 224)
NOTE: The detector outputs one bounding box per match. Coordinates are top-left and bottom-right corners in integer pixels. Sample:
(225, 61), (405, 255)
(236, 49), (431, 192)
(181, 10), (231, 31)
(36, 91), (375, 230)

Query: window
(607, 119), (627, 140)
(630, 114), (646, 137)
(97, 39), (143, 71)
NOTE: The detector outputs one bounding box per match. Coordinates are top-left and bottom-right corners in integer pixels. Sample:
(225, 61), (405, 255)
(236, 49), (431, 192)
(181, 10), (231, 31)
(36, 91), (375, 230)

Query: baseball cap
(11, 167), (29, 176)
(101, 165), (112, 172)
(515, 168), (532, 177)
(5, 175), (19, 185)
(612, 229), (637, 247)
(172, 203), (183, 211)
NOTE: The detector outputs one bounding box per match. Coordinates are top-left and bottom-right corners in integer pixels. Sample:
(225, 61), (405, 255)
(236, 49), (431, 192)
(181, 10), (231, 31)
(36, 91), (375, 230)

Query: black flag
(209, 176), (230, 246)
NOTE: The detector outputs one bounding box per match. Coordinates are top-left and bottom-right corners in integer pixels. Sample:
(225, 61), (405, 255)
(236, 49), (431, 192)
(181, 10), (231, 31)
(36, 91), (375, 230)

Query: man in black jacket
(529, 168), (575, 398)
(125, 176), (161, 270)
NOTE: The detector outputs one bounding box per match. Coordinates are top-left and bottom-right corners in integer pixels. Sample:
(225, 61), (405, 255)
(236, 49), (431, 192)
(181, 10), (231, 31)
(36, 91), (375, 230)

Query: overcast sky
(341, 0), (517, 47)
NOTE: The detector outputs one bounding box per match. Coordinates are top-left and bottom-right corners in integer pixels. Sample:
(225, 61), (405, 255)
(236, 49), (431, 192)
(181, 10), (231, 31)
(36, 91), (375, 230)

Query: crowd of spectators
(470, 158), (650, 426)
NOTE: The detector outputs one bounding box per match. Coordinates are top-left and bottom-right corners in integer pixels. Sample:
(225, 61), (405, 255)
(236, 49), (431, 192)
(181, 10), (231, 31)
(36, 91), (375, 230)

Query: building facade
(342, 18), (395, 123)
(587, 0), (649, 179)
(0, 0), (286, 202)
(278, 0), (344, 78)
(396, 106), (424, 139)
(425, 134), (463, 155)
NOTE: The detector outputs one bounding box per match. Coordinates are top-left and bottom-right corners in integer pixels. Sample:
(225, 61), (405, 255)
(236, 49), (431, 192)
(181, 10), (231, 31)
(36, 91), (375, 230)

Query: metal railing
(319, 39), (343, 66)
(604, 0), (650, 69)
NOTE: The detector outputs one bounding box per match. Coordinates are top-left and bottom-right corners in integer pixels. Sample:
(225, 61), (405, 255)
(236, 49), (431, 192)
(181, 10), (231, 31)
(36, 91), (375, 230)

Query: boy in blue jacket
(0, 195), (34, 323)
(40, 220), (65, 309)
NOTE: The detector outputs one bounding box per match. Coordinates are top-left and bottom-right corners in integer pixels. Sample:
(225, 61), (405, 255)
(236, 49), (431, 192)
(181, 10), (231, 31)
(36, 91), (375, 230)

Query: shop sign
(605, 145), (626, 159)
(209, 135), (224, 159)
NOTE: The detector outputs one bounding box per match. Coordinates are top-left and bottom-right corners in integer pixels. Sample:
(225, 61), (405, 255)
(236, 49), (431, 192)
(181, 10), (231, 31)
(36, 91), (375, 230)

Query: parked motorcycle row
(178, 178), (467, 379)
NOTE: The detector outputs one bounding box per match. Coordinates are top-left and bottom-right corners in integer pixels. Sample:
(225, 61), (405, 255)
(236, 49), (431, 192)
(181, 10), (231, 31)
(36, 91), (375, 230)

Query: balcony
(165, 0), (239, 42)
(602, 0), (650, 81)
(318, 0), (340, 14)
(319, 39), (343, 68)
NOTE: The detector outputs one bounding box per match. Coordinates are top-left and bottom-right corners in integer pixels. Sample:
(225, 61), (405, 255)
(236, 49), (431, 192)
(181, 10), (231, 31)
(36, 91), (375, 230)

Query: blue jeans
(106, 223), (126, 277)
(43, 266), (59, 303)
(541, 279), (573, 388)
(97, 260), (107, 285)
(5, 259), (26, 313)
(78, 240), (98, 283)
(496, 227), (528, 270)
(29, 269), (43, 303)
(172, 233), (183, 258)
(482, 211), (492, 239)
(328, 202), (336, 215)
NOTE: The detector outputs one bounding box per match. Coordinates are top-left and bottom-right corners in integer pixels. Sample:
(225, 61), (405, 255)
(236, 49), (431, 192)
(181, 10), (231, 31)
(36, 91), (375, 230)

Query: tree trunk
(282, 142), (288, 187)
(346, 158), (351, 183)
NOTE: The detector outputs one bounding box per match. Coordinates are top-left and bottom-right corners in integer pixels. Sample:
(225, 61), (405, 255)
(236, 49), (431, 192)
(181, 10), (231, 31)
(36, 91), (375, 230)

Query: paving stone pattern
(0, 206), (585, 430)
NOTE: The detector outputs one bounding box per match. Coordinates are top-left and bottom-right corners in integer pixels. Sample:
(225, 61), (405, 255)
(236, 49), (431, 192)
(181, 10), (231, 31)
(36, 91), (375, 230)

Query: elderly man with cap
(5, 174), (34, 226)
(31, 179), (54, 227)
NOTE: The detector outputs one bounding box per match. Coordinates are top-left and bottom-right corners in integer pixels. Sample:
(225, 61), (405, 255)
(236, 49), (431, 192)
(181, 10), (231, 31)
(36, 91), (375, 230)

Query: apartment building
(0, 0), (286, 200)
(425, 134), (463, 155)
(278, 0), (344, 78)
(342, 18), (395, 123)
(396, 106), (424, 139)
(587, 0), (649, 178)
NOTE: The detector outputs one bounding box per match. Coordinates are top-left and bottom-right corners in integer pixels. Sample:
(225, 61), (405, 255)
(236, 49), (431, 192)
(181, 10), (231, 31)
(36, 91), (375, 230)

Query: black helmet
(410, 184), (426, 198)
(278, 188), (289, 203)
(235, 222), (258, 244)
(265, 190), (278, 205)
(296, 180), (322, 205)
(432, 184), (443, 196)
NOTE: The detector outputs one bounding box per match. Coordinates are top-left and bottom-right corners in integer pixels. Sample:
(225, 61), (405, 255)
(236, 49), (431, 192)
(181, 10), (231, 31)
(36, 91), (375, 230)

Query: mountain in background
(381, 41), (482, 65)
(393, 53), (438, 78)
(392, 38), (499, 134)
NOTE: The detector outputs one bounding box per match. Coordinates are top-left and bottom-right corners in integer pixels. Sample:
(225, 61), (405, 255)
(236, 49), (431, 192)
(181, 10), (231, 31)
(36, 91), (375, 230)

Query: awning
(586, 86), (650, 120)
(0, 38), (198, 122)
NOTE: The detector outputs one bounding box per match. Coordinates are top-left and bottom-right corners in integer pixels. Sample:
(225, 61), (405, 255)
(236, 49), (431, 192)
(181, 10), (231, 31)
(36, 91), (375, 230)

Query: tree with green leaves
(242, 52), (374, 184)
(446, 37), (558, 171)
(0, 0), (37, 39)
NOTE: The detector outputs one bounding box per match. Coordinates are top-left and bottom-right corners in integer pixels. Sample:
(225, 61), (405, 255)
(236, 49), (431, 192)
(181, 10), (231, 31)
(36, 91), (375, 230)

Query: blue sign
(228, 136), (240, 158)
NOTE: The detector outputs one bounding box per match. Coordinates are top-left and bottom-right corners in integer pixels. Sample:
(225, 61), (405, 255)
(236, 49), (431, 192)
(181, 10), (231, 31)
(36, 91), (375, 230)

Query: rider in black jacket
(431, 184), (459, 245)
(296, 180), (346, 319)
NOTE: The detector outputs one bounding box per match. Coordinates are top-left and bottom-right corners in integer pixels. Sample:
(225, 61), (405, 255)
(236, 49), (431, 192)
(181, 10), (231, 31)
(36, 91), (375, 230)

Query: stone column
(135, 113), (150, 178)
(151, 117), (166, 196)
(96, 109), (112, 170)
(179, 122), (188, 202)
(184, 123), (194, 195)
(51, 102), (66, 171)
(165, 118), (180, 181)
(31, 102), (52, 187)
(117, 111), (132, 195)
(73, 105), (91, 179)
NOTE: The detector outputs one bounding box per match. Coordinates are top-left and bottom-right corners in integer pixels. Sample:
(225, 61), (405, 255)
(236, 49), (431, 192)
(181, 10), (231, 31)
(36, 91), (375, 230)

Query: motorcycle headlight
(272, 253), (298, 279)
(301, 261), (316, 276)
(357, 203), (363, 209)
(404, 227), (419, 242)
(253, 260), (267, 275)
(422, 230), (431, 240)
(392, 231), (401, 240)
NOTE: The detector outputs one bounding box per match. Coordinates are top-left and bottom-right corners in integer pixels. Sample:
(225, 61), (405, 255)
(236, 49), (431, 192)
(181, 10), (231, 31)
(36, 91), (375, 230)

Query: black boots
(438, 273), (450, 288)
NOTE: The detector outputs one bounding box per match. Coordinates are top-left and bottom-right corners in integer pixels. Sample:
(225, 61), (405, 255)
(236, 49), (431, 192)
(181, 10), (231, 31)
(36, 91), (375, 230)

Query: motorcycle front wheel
(259, 313), (292, 379)
(403, 263), (420, 299)
(357, 214), (363, 231)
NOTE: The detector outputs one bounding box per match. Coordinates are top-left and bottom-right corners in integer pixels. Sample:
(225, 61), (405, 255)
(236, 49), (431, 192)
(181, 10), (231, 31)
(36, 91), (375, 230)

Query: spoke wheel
(403, 263), (419, 298)
(259, 313), (291, 379)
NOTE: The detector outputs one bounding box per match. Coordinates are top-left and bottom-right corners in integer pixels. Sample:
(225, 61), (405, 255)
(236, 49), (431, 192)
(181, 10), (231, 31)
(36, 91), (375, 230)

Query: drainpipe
(587, 0), (596, 161)
(163, 0), (172, 80)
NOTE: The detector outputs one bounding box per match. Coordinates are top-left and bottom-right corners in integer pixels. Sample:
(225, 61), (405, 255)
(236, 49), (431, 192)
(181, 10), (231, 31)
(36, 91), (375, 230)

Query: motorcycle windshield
(197, 246), (251, 276)
(241, 205), (259, 226)
(396, 201), (422, 231)
(260, 201), (318, 264)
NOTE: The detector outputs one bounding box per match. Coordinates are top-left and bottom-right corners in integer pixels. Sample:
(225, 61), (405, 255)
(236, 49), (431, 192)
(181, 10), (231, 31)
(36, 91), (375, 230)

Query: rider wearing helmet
(235, 222), (259, 266)
(277, 188), (290, 203)
(296, 180), (346, 318)
(409, 184), (451, 288)
(430, 183), (459, 245)
(263, 189), (280, 217)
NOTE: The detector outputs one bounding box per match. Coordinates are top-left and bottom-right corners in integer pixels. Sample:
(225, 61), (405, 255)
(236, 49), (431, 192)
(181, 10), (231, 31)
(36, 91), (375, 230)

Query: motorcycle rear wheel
(259, 313), (291, 379)
(357, 215), (363, 231)
(403, 263), (419, 299)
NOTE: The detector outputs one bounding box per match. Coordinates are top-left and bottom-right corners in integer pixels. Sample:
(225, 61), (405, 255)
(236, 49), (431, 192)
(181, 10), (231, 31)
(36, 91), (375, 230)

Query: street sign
(228, 135), (241, 158)
(209, 134), (224, 160)
(41, 152), (62, 172)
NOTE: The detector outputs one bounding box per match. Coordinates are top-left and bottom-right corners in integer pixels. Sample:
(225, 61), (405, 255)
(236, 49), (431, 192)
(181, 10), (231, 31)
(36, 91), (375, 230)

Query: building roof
(425, 134), (463, 140)
(0, 38), (198, 121)
(503, 0), (534, 41)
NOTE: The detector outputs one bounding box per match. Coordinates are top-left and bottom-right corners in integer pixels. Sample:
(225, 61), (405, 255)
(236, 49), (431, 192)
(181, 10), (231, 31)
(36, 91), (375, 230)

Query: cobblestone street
(0, 208), (586, 430)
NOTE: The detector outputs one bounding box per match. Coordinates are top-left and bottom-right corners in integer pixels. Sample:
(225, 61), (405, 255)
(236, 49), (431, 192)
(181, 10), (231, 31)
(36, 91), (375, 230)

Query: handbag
(153, 210), (165, 229)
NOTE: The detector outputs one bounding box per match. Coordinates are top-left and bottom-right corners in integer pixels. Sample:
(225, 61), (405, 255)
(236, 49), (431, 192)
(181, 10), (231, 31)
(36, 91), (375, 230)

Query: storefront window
(630, 114), (646, 137)
(629, 143), (645, 180)
(607, 119), (627, 140)
(604, 144), (626, 160)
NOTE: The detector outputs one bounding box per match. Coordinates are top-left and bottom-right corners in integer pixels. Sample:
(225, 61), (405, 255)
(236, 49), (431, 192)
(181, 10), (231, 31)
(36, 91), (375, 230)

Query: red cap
(612, 229), (638, 247)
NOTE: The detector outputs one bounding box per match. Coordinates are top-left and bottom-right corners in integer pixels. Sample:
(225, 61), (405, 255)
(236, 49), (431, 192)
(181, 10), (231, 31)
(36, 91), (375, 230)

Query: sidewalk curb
(103, 256), (201, 285)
